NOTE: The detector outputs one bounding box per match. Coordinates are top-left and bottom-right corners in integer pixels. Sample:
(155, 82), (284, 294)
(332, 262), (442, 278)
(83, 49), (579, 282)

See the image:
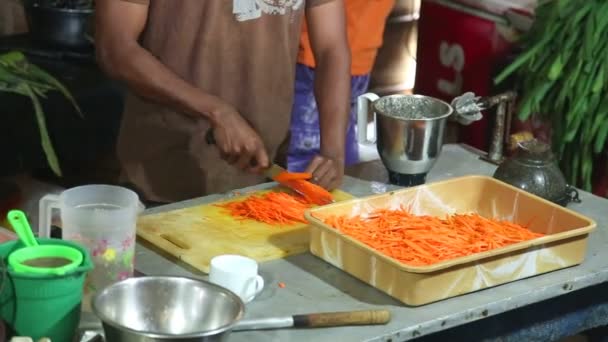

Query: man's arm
(95, 0), (269, 171)
(304, 0), (351, 190)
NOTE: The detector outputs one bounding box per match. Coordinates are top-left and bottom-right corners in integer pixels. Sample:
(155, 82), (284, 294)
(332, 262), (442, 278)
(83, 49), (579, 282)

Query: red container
(414, 0), (534, 150)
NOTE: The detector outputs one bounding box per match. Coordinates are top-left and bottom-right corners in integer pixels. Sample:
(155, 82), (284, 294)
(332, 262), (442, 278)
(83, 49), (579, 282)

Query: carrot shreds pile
(218, 169), (333, 225)
(322, 207), (544, 267)
(217, 192), (312, 225)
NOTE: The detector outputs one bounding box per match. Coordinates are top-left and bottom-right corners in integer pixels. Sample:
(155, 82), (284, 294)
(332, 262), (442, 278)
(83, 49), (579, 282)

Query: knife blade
(263, 163), (288, 181)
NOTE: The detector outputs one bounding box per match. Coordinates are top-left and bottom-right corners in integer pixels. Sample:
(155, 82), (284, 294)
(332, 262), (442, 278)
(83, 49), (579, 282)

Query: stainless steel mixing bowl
(92, 276), (244, 342)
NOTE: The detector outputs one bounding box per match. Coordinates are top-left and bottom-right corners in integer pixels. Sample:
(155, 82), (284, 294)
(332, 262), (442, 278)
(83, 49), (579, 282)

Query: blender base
(388, 171), (427, 187)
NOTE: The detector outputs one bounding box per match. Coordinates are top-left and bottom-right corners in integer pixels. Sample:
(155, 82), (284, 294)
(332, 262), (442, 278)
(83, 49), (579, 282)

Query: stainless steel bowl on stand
(356, 91), (511, 187)
(357, 93), (454, 186)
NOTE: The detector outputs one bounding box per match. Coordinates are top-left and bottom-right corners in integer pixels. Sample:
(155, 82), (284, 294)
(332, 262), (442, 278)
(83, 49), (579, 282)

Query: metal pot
(357, 93), (453, 186)
(24, 4), (93, 48)
(92, 276), (391, 342)
(493, 139), (580, 207)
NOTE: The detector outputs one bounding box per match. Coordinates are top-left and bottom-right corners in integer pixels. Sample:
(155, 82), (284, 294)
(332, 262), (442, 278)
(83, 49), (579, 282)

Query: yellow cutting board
(137, 188), (354, 273)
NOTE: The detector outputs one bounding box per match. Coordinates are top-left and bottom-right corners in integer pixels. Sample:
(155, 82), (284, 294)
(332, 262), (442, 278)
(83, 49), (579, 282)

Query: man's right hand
(209, 103), (270, 173)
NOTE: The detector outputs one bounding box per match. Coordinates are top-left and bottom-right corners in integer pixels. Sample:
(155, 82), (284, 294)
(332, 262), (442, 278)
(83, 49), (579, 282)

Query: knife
(205, 129), (334, 204)
(262, 163), (289, 181)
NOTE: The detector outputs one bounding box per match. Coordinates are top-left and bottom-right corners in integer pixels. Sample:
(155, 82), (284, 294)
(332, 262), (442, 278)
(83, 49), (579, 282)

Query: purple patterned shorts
(287, 63), (371, 172)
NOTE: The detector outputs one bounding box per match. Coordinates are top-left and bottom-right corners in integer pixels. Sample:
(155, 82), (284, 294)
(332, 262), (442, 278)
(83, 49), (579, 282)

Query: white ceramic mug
(209, 255), (264, 303)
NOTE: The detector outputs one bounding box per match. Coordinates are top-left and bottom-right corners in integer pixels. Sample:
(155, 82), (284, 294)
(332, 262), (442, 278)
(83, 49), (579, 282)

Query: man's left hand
(305, 155), (344, 191)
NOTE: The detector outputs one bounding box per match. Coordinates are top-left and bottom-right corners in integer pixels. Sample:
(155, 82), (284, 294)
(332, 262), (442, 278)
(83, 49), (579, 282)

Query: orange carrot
(217, 192), (313, 226)
(320, 208), (544, 267)
(270, 171), (333, 205)
(273, 172), (313, 182)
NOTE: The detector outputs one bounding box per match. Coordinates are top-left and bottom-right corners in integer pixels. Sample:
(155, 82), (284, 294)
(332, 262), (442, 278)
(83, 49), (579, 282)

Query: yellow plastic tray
(305, 175), (597, 306)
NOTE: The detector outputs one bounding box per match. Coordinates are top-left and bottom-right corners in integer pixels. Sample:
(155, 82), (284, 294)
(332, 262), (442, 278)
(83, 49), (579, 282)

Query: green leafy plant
(494, 0), (608, 191)
(0, 51), (82, 176)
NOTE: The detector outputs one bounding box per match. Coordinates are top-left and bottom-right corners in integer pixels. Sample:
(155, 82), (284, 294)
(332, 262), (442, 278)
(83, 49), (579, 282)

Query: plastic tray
(305, 175), (597, 306)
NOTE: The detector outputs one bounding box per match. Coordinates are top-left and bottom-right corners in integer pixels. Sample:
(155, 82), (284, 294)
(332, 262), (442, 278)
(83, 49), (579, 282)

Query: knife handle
(206, 128), (267, 170)
(293, 310), (391, 328)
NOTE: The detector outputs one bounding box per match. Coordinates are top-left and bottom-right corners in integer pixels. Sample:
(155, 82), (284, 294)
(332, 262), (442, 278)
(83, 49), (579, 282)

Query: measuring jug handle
(38, 194), (60, 238)
(137, 201), (146, 214)
(357, 93), (380, 145)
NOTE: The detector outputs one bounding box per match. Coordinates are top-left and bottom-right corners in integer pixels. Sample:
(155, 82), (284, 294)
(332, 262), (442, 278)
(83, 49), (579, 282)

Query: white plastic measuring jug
(38, 184), (144, 310)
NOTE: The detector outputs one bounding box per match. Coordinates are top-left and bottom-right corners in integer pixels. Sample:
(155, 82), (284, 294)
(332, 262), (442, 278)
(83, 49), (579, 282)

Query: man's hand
(210, 103), (269, 173)
(305, 154), (344, 190)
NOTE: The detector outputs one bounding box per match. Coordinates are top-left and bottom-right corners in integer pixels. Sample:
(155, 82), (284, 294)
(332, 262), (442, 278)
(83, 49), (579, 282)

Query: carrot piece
(269, 171), (333, 206)
(318, 208), (543, 267)
(273, 172), (313, 182)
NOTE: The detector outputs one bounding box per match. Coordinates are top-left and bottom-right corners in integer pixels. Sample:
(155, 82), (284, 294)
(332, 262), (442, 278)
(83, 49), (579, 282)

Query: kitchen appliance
(357, 94), (453, 186)
(357, 93), (481, 187)
(92, 276), (391, 341)
(357, 91), (517, 187)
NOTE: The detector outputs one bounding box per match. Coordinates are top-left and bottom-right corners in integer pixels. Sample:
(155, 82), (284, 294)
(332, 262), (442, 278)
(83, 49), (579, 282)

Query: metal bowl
(92, 276), (245, 342)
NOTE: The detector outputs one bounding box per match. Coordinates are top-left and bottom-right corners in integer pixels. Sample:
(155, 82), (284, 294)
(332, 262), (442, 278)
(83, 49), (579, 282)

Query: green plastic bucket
(0, 238), (93, 341)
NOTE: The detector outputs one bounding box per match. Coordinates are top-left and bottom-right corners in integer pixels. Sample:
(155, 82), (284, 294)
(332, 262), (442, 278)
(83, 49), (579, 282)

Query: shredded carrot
(278, 282), (286, 288)
(217, 192), (313, 226)
(320, 207), (544, 267)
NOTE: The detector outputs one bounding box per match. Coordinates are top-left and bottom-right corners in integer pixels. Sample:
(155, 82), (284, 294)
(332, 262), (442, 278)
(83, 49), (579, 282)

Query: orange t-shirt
(298, 0), (395, 76)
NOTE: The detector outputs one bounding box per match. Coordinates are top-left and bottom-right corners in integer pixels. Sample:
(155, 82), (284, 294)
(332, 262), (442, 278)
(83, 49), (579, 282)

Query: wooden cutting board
(137, 188), (354, 273)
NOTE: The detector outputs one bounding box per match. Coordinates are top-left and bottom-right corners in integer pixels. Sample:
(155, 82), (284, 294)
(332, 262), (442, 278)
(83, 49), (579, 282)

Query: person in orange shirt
(288, 0), (395, 173)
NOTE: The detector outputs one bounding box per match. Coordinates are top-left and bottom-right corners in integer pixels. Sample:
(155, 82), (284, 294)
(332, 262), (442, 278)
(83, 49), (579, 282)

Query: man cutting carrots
(95, 0), (351, 203)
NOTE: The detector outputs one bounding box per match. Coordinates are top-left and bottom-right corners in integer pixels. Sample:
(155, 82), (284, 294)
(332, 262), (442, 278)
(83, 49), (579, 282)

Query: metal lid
(516, 139), (553, 163)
